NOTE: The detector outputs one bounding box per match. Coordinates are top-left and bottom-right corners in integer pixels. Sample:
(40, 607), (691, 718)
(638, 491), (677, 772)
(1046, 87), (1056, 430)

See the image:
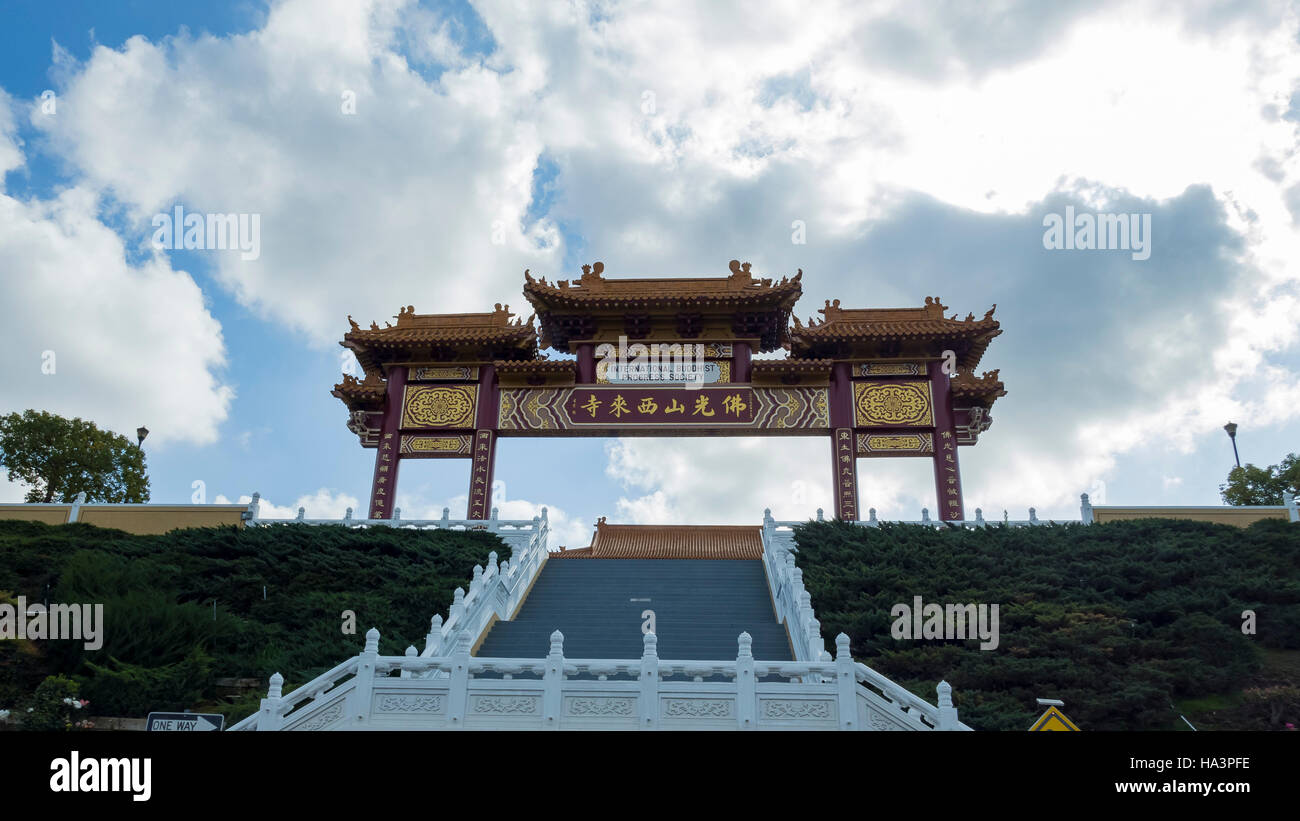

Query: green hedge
(0, 520), (508, 724)
(791, 517), (1300, 731)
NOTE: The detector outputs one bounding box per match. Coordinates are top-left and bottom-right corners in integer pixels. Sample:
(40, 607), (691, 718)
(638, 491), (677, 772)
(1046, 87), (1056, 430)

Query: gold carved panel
(410, 366), (479, 381)
(856, 432), (934, 455)
(857, 362), (923, 376)
(400, 434), (473, 456)
(401, 384), (478, 429)
(853, 381), (933, 427)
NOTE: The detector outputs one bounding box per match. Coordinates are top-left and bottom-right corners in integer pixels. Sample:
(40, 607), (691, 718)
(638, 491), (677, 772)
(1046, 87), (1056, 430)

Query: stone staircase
(476, 559), (792, 661)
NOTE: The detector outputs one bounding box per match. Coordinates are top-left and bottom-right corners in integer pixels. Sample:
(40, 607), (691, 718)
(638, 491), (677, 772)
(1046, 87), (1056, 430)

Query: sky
(1, 0), (1298, 550)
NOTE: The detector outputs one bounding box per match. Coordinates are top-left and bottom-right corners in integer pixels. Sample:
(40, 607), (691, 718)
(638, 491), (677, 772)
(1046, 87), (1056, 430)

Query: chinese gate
(332, 260), (1006, 522)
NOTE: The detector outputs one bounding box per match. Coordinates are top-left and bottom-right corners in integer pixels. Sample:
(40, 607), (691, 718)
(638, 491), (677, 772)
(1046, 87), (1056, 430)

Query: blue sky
(1, 0), (1298, 548)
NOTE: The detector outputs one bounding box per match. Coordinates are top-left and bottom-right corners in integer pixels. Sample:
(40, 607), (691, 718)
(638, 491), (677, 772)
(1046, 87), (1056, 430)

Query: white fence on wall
(782, 491), (1299, 529)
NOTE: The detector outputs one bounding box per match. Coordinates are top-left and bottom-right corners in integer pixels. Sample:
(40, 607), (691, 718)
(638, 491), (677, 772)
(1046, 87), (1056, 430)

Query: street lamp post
(136, 426), (149, 449)
(1223, 422), (1240, 468)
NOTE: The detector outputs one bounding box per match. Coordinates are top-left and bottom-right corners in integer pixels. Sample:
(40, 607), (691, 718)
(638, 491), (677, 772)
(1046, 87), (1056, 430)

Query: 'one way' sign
(146, 712), (224, 732)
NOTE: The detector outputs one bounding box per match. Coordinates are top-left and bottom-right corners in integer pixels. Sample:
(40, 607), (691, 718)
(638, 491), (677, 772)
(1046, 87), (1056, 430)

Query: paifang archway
(331, 260), (1006, 522)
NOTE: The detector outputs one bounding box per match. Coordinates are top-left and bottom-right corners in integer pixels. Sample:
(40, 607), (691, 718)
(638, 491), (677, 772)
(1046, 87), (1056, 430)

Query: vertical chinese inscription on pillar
(468, 430), (494, 520)
(939, 430), (963, 521)
(833, 427), (858, 521)
(372, 432), (396, 520)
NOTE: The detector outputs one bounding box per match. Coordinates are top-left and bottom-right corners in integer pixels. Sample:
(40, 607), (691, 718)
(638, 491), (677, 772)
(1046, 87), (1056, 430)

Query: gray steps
(476, 559), (793, 661)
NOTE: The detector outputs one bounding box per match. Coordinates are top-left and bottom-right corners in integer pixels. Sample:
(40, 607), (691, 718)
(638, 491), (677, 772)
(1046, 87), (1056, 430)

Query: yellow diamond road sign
(1029, 706), (1080, 731)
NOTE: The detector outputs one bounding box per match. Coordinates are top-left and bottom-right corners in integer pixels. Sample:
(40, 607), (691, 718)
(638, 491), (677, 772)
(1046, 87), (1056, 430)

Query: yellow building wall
(1093, 507), (1290, 527)
(0, 505), (71, 525)
(76, 506), (248, 535)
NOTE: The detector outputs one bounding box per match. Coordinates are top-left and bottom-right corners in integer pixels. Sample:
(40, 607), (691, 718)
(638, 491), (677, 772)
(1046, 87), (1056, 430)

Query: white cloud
(392, 480), (592, 552)
(35, 0), (561, 348)
(0, 475), (31, 504)
(217, 488), (361, 520)
(0, 95), (234, 449)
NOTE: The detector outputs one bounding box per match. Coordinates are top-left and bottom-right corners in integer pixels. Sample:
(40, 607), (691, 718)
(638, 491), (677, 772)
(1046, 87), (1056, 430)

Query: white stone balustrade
(229, 627), (969, 731)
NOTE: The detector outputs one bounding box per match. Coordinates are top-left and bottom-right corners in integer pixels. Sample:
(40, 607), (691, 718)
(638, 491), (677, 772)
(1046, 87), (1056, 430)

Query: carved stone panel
(287, 699), (346, 731)
(759, 699), (836, 721)
(469, 695), (540, 715)
(661, 698), (734, 718)
(565, 696), (636, 717)
(373, 694), (446, 714)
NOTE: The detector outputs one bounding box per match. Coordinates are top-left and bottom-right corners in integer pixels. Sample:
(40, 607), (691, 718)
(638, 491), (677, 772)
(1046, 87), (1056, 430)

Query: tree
(1220, 453), (1300, 506)
(0, 411), (149, 503)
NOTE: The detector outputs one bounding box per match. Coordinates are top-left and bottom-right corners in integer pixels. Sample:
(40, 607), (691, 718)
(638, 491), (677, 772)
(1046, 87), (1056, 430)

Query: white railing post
(807, 617), (824, 663)
(255, 672), (284, 731)
(401, 645), (417, 679)
(67, 491), (87, 523)
(937, 680), (958, 730)
(447, 632), (471, 727)
(736, 632), (755, 730)
(449, 587), (465, 625)
(834, 634), (857, 730)
(544, 630), (565, 729)
(1080, 493), (1093, 524)
(348, 628), (379, 727)
(424, 614), (443, 655)
(639, 632), (660, 730)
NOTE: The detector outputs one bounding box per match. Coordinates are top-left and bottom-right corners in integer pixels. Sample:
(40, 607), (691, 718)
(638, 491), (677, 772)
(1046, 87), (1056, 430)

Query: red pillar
(368, 365), (407, 520)
(468, 364), (499, 520)
(732, 341), (752, 383)
(928, 360), (965, 521)
(577, 343), (596, 383)
(829, 362), (858, 520)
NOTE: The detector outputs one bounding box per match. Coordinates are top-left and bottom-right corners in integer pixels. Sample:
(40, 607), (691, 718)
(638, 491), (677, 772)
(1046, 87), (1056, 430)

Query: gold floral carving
(853, 382), (933, 427)
(410, 366), (478, 381)
(858, 362), (922, 376)
(401, 435), (473, 456)
(857, 433), (934, 454)
(401, 385), (477, 429)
